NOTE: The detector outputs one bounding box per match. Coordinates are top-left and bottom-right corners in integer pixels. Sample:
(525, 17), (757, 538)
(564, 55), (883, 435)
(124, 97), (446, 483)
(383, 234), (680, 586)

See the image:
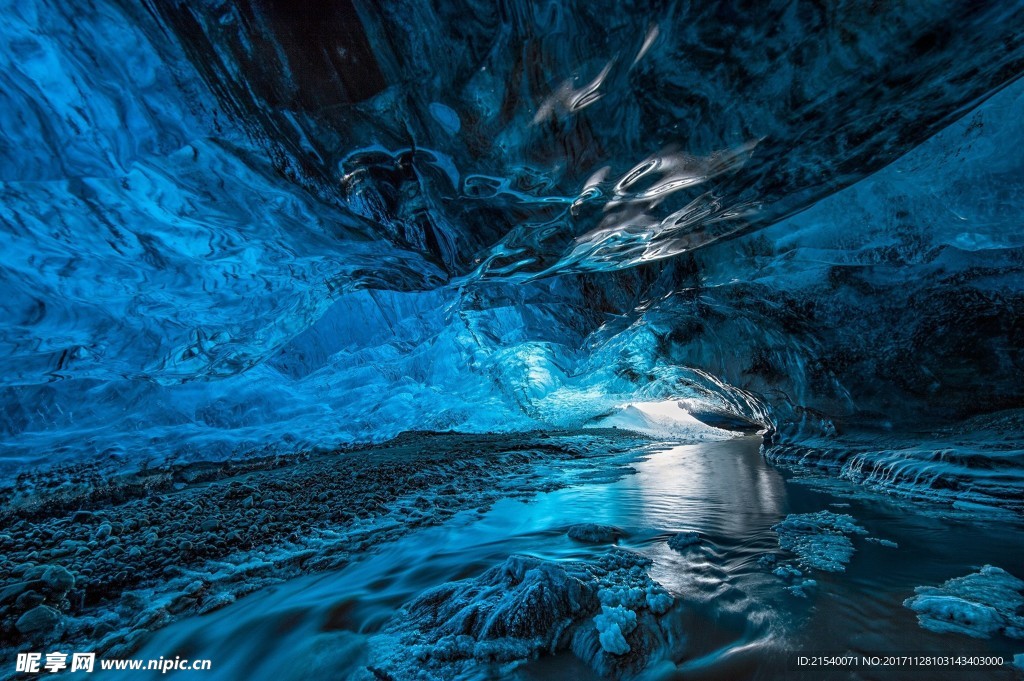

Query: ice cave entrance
(591, 400), (743, 442)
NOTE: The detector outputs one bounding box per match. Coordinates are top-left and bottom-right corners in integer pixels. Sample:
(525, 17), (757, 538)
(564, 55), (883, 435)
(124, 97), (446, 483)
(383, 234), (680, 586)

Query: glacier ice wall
(2, 0), (1024, 473)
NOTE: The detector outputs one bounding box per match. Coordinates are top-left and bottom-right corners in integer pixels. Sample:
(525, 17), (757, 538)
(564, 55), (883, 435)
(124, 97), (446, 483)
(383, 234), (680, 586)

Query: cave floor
(3, 432), (1023, 680)
(0, 430), (651, 668)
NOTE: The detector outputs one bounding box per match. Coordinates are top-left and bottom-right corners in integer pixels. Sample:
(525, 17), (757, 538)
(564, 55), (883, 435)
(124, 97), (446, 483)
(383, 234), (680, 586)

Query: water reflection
(113, 437), (1024, 680)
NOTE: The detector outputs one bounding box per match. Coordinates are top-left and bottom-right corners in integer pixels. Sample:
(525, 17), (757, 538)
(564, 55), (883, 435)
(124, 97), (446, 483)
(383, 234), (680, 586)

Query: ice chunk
(787, 579), (817, 598)
(773, 565), (803, 580)
(593, 605), (638, 655)
(771, 511), (867, 572)
(904, 565), (1024, 639)
(667, 531), (701, 551)
(905, 596), (1003, 637)
(645, 588), (673, 615)
(866, 537), (899, 548)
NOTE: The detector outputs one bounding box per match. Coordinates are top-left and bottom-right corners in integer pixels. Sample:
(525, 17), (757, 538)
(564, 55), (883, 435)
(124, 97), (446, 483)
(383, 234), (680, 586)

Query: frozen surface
(0, 1), (1023, 517)
(0, 431), (657, 665)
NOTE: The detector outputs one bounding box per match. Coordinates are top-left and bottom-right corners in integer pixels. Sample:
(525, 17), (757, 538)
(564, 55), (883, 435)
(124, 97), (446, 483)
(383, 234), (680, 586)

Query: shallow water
(112, 436), (1024, 680)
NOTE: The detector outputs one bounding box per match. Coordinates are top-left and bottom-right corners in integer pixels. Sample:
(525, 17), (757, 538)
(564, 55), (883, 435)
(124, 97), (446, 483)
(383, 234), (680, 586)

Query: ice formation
(365, 549), (679, 678)
(771, 511), (868, 573)
(594, 605), (638, 655)
(0, 0), (1020, 517)
(904, 566), (1024, 639)
(3, 2), (1024, 677)
(666, 532), (701, 552)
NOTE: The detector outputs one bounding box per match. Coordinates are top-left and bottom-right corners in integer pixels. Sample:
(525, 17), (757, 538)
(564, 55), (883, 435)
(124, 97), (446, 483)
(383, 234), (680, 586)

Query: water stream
(111, 436), (1024, 680)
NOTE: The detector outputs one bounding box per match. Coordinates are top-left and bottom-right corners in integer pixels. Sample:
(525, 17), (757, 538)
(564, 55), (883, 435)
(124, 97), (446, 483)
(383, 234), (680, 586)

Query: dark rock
(23, 565), (46, 580)
(567, 523), (624, 544)
(167, 595), (197, 615)
(91, 620), (116, 638)
(66, 589), (86, 612)
(16, 605), (64, 637)
(0, 580), (40, 605)
(41, 565), (75, 594)
(14, 590), (45, 611)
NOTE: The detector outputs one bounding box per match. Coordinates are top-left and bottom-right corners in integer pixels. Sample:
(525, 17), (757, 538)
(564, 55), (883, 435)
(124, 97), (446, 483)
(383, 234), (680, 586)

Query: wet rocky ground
(0, 430), (652, 669)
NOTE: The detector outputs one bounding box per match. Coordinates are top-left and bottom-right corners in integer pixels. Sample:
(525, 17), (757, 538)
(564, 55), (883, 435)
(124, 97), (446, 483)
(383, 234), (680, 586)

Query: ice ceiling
(2, 0), (1024, 470)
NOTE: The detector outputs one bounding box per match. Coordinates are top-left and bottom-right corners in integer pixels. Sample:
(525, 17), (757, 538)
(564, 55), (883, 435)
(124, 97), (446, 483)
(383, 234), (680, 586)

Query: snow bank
(588, 401), (737, 441)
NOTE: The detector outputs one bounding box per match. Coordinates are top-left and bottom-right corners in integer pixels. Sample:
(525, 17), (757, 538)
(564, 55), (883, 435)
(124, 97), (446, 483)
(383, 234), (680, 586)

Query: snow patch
(588, 401), (737, 441)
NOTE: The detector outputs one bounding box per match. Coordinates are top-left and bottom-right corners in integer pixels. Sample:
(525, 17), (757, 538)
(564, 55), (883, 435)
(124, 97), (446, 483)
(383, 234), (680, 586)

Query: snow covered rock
(366, 549), (679, 678)
(568, 523), (625, 544)
(666, 532), (701, 552)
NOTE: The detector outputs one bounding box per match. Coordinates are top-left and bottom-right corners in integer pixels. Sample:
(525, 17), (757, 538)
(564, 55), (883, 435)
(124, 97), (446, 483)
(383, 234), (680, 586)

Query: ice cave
(1, 1), (1024, 679)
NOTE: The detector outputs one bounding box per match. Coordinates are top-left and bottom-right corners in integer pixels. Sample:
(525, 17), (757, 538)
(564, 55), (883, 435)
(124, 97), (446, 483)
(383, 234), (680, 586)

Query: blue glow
(2, 3), (1024, 674)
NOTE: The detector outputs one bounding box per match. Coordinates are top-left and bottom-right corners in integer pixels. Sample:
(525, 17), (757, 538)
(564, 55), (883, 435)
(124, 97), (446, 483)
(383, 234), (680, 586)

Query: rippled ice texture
(1, 0), (1024, 508)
